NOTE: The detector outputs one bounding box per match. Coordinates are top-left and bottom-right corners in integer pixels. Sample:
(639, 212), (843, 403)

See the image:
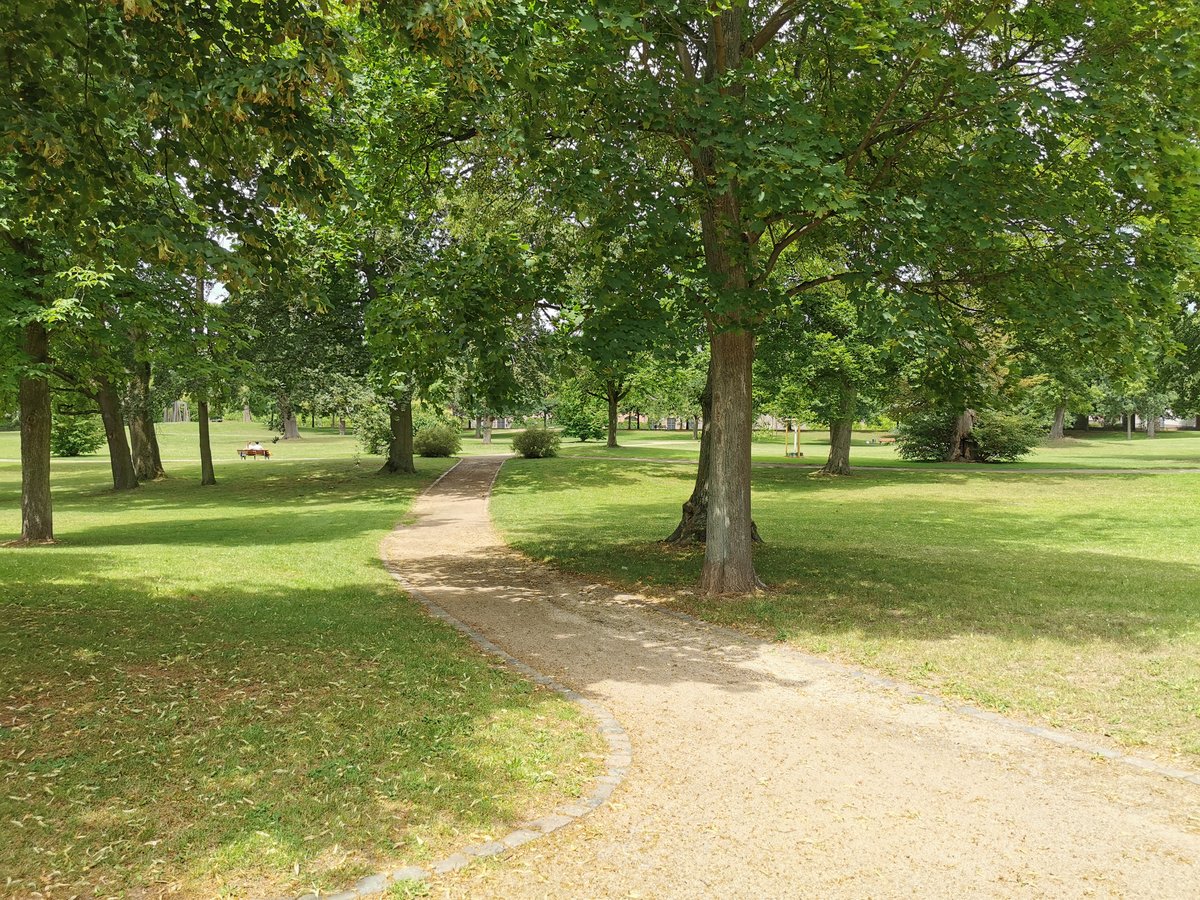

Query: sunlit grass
(491, 457), (1200, 764)
(0, 448), (598, 898)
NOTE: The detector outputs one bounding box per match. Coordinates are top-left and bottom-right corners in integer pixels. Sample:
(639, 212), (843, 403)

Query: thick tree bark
(242, 402), (252, 423)
(128, 361), (165, 481)
(700, 328), (761, 594)
(606, 382), (620, 449)
(1146, 414), (1157, 438)
(481, 417), (492, 445)
(380, 395), (416, 474)
(18, 321), (54, 543)
(947, 409), (980, 462)
(1049, 403), (1067, 441)
(95, 376), (138, 491)
(821, 385), (856, 475)
(338, 416), (346, 435)
(279, 397), (300, 439)
(1073, 413), (1090, 431)
(198, 399), (216, 485)
(474, 419), (483, 439)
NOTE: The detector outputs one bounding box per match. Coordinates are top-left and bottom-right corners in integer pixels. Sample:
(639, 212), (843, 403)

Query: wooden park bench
(878, 436), (897, 445)
(237, 447), (271, 460)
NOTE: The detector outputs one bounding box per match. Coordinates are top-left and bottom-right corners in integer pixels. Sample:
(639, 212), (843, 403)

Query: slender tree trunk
(242, 402), (252, 423)
(821, 385), (856, 475)
(95, 376), (138, 491)
(665, 361), (718, 544)
(700, 328), (760, 594)
(474, 419), (483, 439)
(1049, 403), (1067, 441)
(18, 321), (54, 543)
(543, 410), (549, 427)
(636, 408), (640, 430)
(198, 399), (216, 485)
(1073, 413), (1089, 431)
(1126, 414), (1133, 440)
(1194, 415), (1199, 430)
(606, 382), (620, 449)
(128, 360), (165, 481)
(380, 394), (415, 474)
(1146, 414), (1157, 438)
(947, 409), (979, 462)
(692, 416), (700, 440)
(338, 416), (346, 436)
(482, 417), (492, 445)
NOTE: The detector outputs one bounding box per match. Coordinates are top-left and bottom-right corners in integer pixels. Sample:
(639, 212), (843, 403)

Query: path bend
(382, 455), (1200, 899)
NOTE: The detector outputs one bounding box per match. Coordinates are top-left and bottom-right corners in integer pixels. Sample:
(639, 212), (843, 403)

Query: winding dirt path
(382, 455), (1200, 898)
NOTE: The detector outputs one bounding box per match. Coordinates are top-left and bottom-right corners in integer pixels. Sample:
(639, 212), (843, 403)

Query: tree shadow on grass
(0, 570), (593, 899)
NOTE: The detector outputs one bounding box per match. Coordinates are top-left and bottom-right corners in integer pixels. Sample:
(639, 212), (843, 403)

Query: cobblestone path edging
(294, 460), (632, 900)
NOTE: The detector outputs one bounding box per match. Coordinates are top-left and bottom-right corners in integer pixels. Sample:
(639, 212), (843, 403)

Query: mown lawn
(0, 433), (598, 898)
(542, 423), (1200, 470)
(491, 456), (1200, 764)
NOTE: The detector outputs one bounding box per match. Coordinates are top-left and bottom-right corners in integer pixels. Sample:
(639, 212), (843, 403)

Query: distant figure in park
(248, 441), (263, 451)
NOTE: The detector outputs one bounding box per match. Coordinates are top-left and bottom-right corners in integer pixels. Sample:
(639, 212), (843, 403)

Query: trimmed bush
(50, 414), (105, 457)
(413, 423), (462, 458)
(511, 426), (561, 459)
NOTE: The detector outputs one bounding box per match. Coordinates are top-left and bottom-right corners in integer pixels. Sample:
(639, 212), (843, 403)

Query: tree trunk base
(378, 460), (417, 475)
(662, 500), (763, 546)
(3, 537), (58, 548)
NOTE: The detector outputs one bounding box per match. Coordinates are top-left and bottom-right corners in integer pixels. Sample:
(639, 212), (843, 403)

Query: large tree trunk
(1073, 413), (1089, 431)
(338, 416), (346, 435)
(481, 416), (492, 445)
(380, 395), (415, 474)
(18, 321), (54, 543)
(606, 382), (620, 449)
(242, 402), (252, 423)
(1049, 403), (1067, 441)
(198, 399), (216, 485)
(128, 360), (166, 481)
(820, 385), (856, 475)
(947, 409), (980, 462)
(1146, 414), (1157, 439)
(700, 328), (760, 594)
(279, 397), (300, 439)
(95, 376), (138, 491)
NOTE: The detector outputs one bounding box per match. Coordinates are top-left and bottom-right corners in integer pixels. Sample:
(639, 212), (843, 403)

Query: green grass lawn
(520, 424), (1200, 471)
(491, 457), (1200, 764)
(0, 426), (598, 898)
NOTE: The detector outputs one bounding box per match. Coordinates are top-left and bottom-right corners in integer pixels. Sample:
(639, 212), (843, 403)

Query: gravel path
(382, 455), (1200, 898)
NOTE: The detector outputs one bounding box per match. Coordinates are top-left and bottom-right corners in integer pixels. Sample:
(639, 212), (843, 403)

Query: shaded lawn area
(491, 458), (1200, 764)
(0, 457), (598, 898)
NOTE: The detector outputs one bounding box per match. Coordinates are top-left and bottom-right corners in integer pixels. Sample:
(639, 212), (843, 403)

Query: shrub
(511, 426), (561, 458)
(895, 409), (956, 461)
(413, 423), (462, 457)
(354, 400), (391, 456)
(896, 407), (1041, 462)
(973, 409), (1042, 462)
(50, 414), (105, 457)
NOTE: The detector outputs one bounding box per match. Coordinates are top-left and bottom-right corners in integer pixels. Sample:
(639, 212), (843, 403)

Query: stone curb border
(296, 459), (632, 900)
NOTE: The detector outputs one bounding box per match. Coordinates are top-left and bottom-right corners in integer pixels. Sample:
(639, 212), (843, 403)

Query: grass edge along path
(490, 456), (1200, 768)
(0, 451), (601, 899)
